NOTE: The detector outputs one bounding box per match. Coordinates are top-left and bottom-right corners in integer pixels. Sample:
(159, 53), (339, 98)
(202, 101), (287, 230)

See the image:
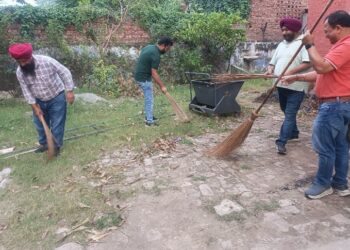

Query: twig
(102, 8), (128, 53)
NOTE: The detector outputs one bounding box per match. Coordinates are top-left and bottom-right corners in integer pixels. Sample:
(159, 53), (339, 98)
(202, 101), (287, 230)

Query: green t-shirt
(134, 45), (161, 82)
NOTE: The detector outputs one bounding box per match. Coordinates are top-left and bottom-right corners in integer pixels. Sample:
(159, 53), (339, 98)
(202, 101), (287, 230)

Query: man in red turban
(8, 43), (33, 60)
(265, 17), (311, 155)
(8, 43), (75, 157)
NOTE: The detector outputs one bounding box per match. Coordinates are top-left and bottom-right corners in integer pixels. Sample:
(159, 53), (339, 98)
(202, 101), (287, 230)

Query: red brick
(247, 0), (307, 41)
(6, 18), (150, 46)
(308, 0), (350, 56)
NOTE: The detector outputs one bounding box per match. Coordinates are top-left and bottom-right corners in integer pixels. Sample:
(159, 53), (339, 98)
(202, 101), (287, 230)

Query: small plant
(253, 200), (279, 214)
(95, 212), (123, 230)
(219, 211), (246, 222)
(180, 137), (194, 145)
(192, 175), (207, 181)
(240, 164), (251, 170)
(87, 59), (119, 97)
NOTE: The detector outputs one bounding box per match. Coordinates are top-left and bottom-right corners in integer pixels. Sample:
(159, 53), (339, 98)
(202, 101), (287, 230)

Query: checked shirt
(16, 55), (74, 104)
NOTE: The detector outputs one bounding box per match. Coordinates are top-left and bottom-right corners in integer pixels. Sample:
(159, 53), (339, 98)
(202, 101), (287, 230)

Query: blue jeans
(276, 87), (305, 146)
(137, 80), (154, 123)
(33, 91), (67, 148)
(312, 101), (350, 188)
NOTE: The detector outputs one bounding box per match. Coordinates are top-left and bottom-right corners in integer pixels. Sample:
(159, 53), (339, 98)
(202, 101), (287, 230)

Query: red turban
(8, 43), (33, 60)
(280, 18), (302, 32)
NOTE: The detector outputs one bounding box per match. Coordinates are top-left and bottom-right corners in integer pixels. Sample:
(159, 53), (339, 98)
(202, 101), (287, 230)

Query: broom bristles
(165, 92), (190, 123)
(39, 115), (55, 160)
(207, 112), (257, 157)
(207, 0), (335, 157)
(211, 74), (277, 82)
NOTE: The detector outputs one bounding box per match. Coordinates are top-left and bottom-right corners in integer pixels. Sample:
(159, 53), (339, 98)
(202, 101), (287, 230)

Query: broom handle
(38, 115), (49, 133)
(38, 115), (53, 143)
(38, 114), (59, 145)
(255, 0), (334, 114)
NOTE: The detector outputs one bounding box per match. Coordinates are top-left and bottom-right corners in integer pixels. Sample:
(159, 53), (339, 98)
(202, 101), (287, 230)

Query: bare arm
(281, 71), (318, 85)
(151, 68), (167, 93)
(303, 31), (335, 73)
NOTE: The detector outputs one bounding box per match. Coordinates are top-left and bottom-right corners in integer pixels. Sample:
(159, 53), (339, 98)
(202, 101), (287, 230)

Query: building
(247, 0), (308, 42)
(308, 0), (350, 56)
(234, 0), (350, 72)
(233, 0), (308, 72)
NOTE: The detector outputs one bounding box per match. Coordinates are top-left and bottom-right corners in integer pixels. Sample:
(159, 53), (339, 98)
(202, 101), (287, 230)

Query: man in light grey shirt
(266, 18), (311, 155)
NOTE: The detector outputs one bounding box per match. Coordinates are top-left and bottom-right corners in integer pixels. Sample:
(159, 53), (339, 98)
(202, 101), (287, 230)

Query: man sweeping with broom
(8, 43), (75, 157)
(282, 10), (350, 199)
(134, 36), (173, 126)
(266, 17), (311, 155)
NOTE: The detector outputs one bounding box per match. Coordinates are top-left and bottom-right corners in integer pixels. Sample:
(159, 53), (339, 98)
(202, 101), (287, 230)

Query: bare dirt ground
(60, 98), (350, 250)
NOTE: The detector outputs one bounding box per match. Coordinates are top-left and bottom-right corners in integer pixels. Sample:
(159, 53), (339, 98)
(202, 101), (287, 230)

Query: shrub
(176, 12), (245, 72)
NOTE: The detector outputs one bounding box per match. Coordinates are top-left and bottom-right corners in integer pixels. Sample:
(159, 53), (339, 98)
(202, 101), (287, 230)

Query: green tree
(132, 0), (184, 39)
(188, 0), (250, 19)
(177, 12), (245, 71)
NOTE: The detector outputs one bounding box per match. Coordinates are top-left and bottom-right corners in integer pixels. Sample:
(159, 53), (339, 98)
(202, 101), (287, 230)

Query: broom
(164, 91), (190, 123)
(38, 115), (55, 160)
(211, 74), (278, 82)
(207, 0), (334, 157)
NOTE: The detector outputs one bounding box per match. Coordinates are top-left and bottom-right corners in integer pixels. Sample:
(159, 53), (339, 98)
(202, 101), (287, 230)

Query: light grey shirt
(270, 36), (310, 92)
(16, 55), (74, 104)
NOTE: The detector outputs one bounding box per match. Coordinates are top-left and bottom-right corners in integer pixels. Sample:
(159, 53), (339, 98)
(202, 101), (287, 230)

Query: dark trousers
(32, 91), (67, 148)
(276, 87), (305, 146)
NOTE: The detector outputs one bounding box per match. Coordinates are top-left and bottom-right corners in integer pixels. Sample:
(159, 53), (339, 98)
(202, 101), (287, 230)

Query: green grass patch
(95, 212), (123, 230)
(192, 175), (208, 182)
(252, 199), (280, 215)
(0, 82), (262, 249)
(241, 78), (272, 92)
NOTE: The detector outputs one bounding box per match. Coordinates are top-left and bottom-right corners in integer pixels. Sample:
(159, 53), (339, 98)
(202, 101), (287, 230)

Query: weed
(252, 200), (279, 215)
(218, 212), (246, 222)
(95, 212), (123, 230)
(192, 176), (207, 182)
(240, 165), (251, 170)
(180, 137), (194, 145)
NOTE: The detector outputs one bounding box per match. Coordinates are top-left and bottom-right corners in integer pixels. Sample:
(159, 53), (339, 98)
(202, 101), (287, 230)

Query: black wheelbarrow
(185, 72), (244, 116)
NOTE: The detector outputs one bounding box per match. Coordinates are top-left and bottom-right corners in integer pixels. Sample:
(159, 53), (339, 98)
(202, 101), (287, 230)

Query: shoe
(276, 143), (287, 155)
(145, 121), (159, 127)
(34, 144), (48, 153)
(54, 147), (60, 157)
(144, 116), (158, 122)
(305, 183), (333, 199)
(332, 185), (350, 197)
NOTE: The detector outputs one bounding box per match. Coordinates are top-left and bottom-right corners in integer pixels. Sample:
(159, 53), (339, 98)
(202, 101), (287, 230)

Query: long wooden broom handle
(255, 0), (334, 114)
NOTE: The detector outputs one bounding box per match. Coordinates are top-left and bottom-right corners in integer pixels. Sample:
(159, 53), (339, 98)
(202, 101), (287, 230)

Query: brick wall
(247, 0), (308, 42)
(6, 18), (150, 46)
(308, 0), (350, 56)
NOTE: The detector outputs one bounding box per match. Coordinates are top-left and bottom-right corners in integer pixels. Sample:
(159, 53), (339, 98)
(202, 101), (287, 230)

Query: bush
(86, 59), (119, 97)
(132, 0), (184, 39)
(0, 1), (248, 94)
(176, 12), (245, 72)
(189, 0), (250, 19)
(160, 45), (212, 84)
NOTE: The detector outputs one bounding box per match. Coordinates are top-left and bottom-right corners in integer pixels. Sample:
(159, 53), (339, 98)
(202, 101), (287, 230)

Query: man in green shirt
(134, 36), (173, 126)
